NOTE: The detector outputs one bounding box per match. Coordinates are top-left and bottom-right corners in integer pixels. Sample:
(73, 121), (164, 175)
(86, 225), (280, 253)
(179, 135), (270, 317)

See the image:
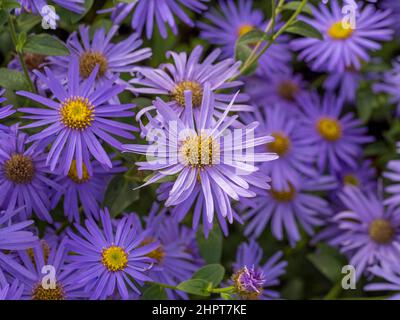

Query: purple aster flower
(131, 45), (250, 129)
(0, 89), (15, 131)
(66, 208), (159, 300)
(313, 159), (376, 248)
(124, 85), (277, 235)
(0, 238), (86, 300)
(324, 67), (363, 103)
(17, 0), (84, 15)
(384, 160), (400, 207)
(244, 70), (307, 110)
(333, 187), (400, 278)
(8, 54), (49, 94)
(135, 204), (203, 299)
(365, 264), (400, 300)
(0, 279), (24, 300)
(0, 89), (14, 119)
(198, 0), (291, 75)
(291, 0), (393, 73)
(156, 181), (244, 236)
(50, 25), (151, 85)
(243, 175), (336, 246)
(17, 58), (137, 179)
(334, 159), (377, 194)
(374, 57), (400, 115)
(0, 207), (38, 253)
(0, 125), (61, 222)
(51, 158), (125, 223)
(231, 240), (287, 300)
(381, 0), (400, 36)
(297, 91), (373, 173)
(106, 0), (209, 39)
(242, 105), (318, 191)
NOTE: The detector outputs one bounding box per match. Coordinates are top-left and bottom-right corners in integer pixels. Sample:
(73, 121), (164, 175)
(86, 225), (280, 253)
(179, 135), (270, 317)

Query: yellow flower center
(141, 238), (165, 263)
(79, 51), (108, 79)
(369, 219), (395, 244)
(180, 134), (219, 168)
(270, 184), (296, 202)
(24, 53), (46, 72)
(32, 282), (65, 300)
(68, 160), (90, 184)
(27, 240), (50, 266)
(60, 96), (94, 130)
(4, 154), (35, 184)
(277, 80), (299, 101)
(237, 24), (254, 37)
(316, 117), (342, 142)
(172, 81), (203, 108)
(101, 245), (128, 272)
(343, 174), (359, 186)
(327, 21), (353, 40)
(268, 132), (291, 156)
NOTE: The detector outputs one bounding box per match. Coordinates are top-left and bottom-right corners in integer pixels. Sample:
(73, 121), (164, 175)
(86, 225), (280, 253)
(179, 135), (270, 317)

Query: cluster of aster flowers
(1, 0), (400, 301)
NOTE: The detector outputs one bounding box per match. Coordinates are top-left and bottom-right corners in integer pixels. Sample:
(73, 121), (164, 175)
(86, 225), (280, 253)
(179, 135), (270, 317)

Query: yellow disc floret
(237, 24), (254, 37)
(277, 80), (299, 101)
(172, 81), (203, 108)
(68, 160), (90, 184)
(4, 154), (35, 184)
(32, 282), (65, 300)
(270, 184), (296, 202)
(79, 51), (108, 79)
(268, 132), (291, 156)
(369, 219), (395, 244)
(343, 174), (359, 186)
(141, 237), (165, 263)
(60, 96), (94, 130)
(316, 117), (342, 142)
(180, 134), (220, 168)
(328, 21), (353, 40)
(101, 245), (128, 272)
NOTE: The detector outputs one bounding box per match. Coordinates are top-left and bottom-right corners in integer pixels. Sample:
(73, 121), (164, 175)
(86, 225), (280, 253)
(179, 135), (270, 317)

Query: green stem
(240, 0), (308, 76)
(252, 0), (308, 65)
(209, 286), (234, 294)
(8, 15), (36, 93)
(150, 282), (234, 295)
(239, 0), (282, 74)
(323, 280), (343, 300)
(150, 282), (179, 290)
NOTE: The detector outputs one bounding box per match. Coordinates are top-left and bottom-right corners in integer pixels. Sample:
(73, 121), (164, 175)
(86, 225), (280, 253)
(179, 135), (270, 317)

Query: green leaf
(192, 264), (225, 288)
(24, 34), (70, 56)
(307, 244), (345, 283)
(16, 13), (41, 32)
(0, 68), (29, 91)
(234, 44), (258, 75)
(234, 29), (270, 75)
(103, 175), (140, 217)
(286, 20), (323, 40)
(236, 29), (271, 46)
(282, 1), (313, 15)
(196, 226), (223, 264)
(356, 82), (389, 123)
(0, 10), (8, 26)
(141, 284), (167, 300)
(220, 293), (233, 300)
(1, 0), (20, 10)
(177, 279), (210, 297)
